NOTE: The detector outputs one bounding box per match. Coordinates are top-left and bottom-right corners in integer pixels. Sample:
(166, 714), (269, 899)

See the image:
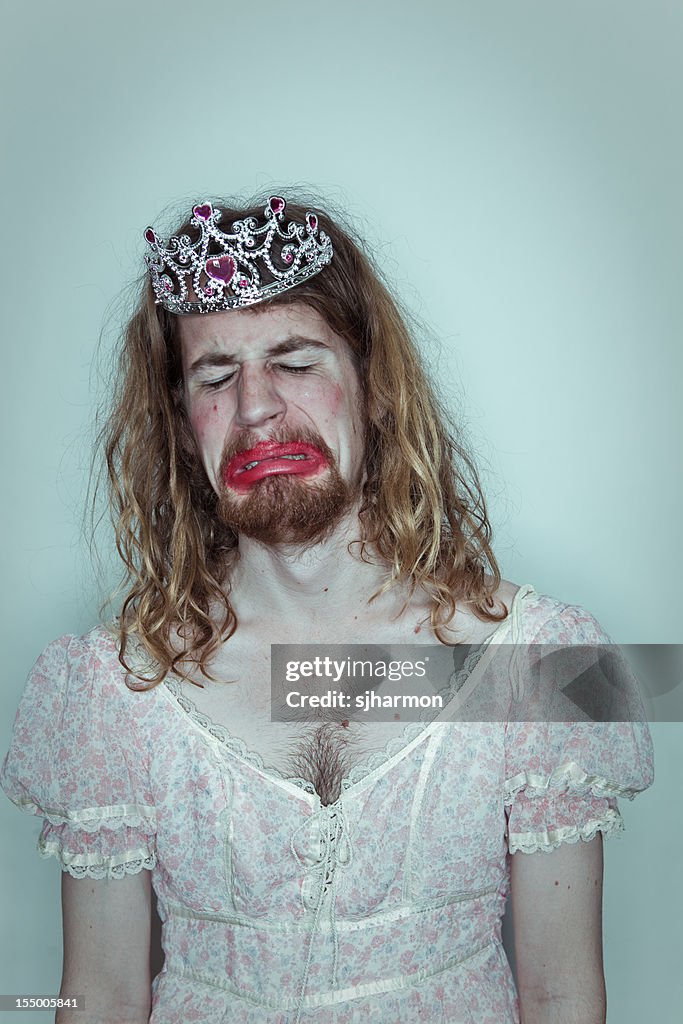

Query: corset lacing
(290, 801), (353, 1022)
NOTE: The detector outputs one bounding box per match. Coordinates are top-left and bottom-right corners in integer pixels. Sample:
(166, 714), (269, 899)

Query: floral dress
(1, 585), (654, 1023)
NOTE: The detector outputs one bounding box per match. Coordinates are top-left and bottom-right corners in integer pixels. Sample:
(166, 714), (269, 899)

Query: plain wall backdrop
(1, 1), (681, 1021)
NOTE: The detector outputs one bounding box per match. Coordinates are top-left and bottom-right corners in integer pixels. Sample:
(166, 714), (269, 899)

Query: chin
(217, 470), (357, 546)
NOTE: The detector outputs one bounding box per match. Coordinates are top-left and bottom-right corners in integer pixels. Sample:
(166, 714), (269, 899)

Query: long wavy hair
(101, 193), (506, 686)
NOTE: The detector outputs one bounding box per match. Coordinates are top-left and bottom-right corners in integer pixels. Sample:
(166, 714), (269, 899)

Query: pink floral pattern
(1, 587), (654, 1023)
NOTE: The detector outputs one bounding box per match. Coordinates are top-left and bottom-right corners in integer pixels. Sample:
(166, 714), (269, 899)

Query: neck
(226, 508), (398, 629)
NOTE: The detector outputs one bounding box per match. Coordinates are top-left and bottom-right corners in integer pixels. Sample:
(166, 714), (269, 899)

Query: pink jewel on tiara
(193, 203), (213, 221)
(205, 255), (236, 285)
(143, 194), (333, 314)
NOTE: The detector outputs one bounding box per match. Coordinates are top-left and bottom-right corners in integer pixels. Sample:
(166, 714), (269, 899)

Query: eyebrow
(187, 336), (329, 377)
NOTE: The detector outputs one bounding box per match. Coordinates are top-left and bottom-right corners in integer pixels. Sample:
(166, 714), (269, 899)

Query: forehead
(177, 302), (351, 370)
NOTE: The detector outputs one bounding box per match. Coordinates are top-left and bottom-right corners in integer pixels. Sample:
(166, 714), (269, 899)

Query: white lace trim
(163, 676), (295, 773)
(508, 806), (625, 853)
(162, 642), (490, 797)
(504, 760), (642, 805)
(38, 836), (156, 879)
(10, 799), (157, 831)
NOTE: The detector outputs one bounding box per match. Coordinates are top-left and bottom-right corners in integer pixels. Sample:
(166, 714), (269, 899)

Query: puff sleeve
(0, 633), (157, 879)
(503, 603), (654, 854)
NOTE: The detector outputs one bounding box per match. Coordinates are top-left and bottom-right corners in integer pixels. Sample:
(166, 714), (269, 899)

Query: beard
(216, 428), (360, 546)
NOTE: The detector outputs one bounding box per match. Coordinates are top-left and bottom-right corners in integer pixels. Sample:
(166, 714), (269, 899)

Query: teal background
(1, 1), (681, 1020)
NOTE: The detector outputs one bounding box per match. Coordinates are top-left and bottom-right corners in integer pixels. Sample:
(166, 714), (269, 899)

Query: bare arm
(56, 871), (152, 1024)
(510, 835), (606, 1024)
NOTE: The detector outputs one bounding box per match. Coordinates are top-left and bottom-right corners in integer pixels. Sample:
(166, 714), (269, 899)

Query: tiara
(143, 196), (333, 314)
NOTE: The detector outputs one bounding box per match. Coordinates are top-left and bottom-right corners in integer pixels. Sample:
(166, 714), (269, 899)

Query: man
(1, 194), (653, 1023)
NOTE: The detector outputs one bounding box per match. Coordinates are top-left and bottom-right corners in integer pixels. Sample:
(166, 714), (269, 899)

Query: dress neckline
(159, 584), (537, 805)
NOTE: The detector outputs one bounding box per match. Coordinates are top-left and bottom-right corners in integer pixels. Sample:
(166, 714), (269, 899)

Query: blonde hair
(101, 195), (506, 686)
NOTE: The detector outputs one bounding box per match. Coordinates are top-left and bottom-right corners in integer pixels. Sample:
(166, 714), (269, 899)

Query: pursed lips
(224, 440), (329, 493)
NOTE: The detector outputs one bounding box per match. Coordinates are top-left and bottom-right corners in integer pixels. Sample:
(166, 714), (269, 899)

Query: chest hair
(285, 722), (360, 806)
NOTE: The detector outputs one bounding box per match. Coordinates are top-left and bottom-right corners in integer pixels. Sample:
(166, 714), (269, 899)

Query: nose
(234, 362), (286, 429)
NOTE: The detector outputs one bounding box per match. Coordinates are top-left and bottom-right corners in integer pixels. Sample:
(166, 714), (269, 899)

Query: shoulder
(5, 627), (163, 795)
(26, 625), (137, 705)
(489, 577), (521, 615)
(448, 577), (523, 643)
(32, 624), (118, 669)
(32, 625), (117, 659)
(519, 591), (613, 645)
(432, 577), (514, 644)
(495, 580), (612, 642)
(456, 579), (612, 645)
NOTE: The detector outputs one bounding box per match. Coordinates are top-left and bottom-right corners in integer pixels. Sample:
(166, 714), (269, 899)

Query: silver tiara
(144, 196), (333, 314)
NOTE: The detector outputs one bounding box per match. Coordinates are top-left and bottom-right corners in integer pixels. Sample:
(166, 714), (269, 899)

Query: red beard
(217, 428), (359, 546)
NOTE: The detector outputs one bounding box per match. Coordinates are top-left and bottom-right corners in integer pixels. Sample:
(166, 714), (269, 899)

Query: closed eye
(199, 362), (315, 389)
(276, 363), (314, 374)
(202, 372), (237, 390)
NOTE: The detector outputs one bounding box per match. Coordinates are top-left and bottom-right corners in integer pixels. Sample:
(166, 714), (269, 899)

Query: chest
(175, 616), (475, 804)
(147, 697), (508, 919)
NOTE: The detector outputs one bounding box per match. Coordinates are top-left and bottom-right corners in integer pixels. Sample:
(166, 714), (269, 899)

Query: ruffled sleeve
(0, 633), (157, 879)
(504, 602), (654, 854)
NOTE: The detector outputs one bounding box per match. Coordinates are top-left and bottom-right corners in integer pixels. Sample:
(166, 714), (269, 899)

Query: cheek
(320, 382), (346, 417)
(326, 383), (344, 416)
(333, 382), (364, 435)
(189, 401), (222, 447)
(290, 381), (345, 427)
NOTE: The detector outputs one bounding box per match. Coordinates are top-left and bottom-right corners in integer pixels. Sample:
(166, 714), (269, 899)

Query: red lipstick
(224, 440), (329, 493)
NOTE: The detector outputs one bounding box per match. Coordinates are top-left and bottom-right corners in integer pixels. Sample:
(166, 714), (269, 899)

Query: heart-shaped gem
(269, 196), (286, 215)
(193, 203), (213, 221)
(205, 255), (236, 284)
(144, 227), (157, 244)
